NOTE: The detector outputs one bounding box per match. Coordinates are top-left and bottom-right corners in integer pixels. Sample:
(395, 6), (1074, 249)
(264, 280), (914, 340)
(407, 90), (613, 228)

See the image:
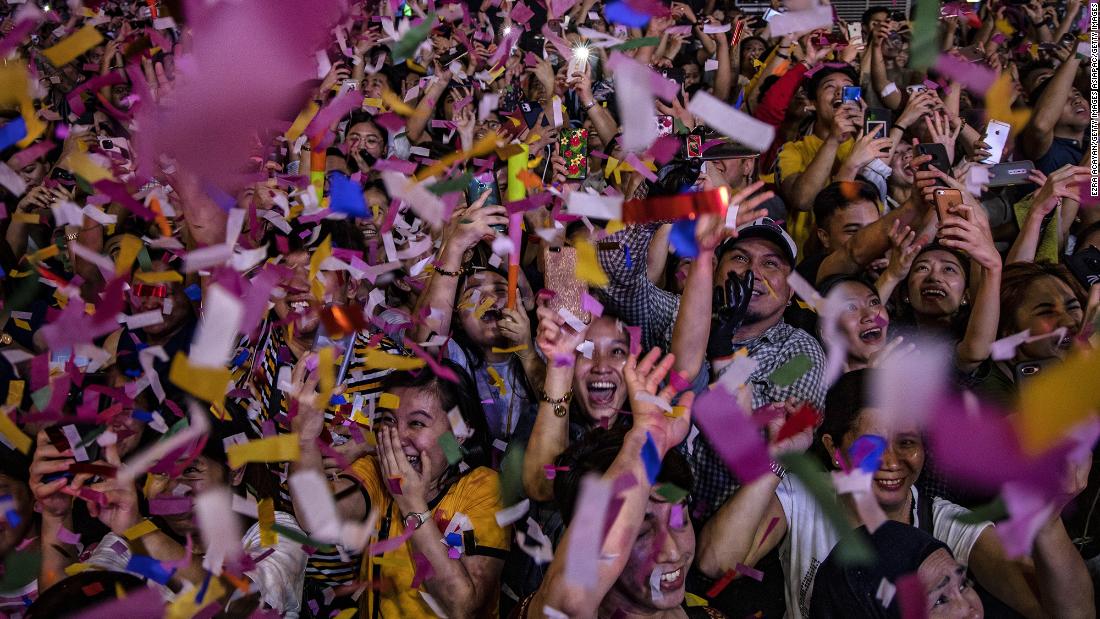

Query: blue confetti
(605, 1), (650, 27)
(184, 283), (202, 301)
(734, 91), (745, 111)
(848, 434), (887, 473)
(641, 432), (662, 485)
(668, 219), (699, 258)
(328, 172), (367, 217)
(231, 348), (250, 367)
(132, 409), (154, 422)
(623, 245), (633, 269)
(125, 554), (175, 585)
(0, 117), (27, 151)
(202, 183), (236, 212)
(444, 532), (463, 547)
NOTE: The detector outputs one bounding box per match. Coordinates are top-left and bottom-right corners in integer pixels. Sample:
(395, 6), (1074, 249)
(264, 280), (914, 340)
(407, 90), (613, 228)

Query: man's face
(741, 40), (766, 67)
(890, 142), (915, 186)
(682, 64), (701, 88)
(715, 237), (793, 327)
(818, 200), (879, 253)
(1060, 89), (1089, 130)
(272, 250), (322, 338)
(865, 10), (890, 34)
(126, 264), (192, 339)
(814, 72), (856, 126)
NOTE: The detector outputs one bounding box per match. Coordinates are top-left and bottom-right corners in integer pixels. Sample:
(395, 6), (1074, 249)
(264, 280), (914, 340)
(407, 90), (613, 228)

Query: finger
(635, 347), (664, 385)
(647, 352), (677, 393)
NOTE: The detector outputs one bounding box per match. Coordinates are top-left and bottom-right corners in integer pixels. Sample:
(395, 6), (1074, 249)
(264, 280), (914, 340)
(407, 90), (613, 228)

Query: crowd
(0, 0), (1098, 617)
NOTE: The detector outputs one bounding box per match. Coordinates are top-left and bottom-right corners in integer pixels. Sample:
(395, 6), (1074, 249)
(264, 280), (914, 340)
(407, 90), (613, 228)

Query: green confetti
(136, 246), (152, 271)
(610, 36), (660, 51)
(0, 551), (41, 590)
(426, 172), (473, 196)
(500, 443), (526, 508)
(778, 452), (874, 566)
(910, 0), (939, 71)
(768, 354), (813, 387)
(655, 483), (689, 504)
(392, 13), (437, 63)
(438, 431), (464, 466)
(76, 425), (107, 451)
(954, 497), (1007, 524)
(270, 523), (335, 552)
(30, 386), (51, 411)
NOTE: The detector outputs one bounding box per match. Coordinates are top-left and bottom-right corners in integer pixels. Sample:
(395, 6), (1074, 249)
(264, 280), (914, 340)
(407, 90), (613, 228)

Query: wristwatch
(404, 510), (431, 530)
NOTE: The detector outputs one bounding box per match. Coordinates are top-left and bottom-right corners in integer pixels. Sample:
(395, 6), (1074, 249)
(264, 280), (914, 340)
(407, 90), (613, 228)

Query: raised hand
(288, 355), (324, 442)
(87, 444), (142, 536)
(707, 270), (754, 360)
(624, 347), (694, 455)
(535, 305), (590, 364)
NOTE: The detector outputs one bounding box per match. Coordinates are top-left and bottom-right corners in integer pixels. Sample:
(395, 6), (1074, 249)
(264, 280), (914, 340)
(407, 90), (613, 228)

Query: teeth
(661, 568), (681, 582)
(588, 381), (615, 390)
(406, 455), (420, 464)
(876, 479), (902, 489)
(860, 328), (882, 340)
(290, 301), (309, 311)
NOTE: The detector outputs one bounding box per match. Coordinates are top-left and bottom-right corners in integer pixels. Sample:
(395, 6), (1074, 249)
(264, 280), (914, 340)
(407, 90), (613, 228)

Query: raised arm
(528, 348), (694, 618)
(1020, 55), (1081, 160)
(522, 308), (589, 502)
(412, 194), (507, 343)
(405, 66), (452, 144)
(816, 189), (933, 283)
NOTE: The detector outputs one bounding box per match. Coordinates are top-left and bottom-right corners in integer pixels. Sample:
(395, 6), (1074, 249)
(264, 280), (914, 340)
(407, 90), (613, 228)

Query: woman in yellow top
(290, 357), (510, 618)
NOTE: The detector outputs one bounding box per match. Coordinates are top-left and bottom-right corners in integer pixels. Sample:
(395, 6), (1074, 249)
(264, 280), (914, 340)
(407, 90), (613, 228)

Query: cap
(717, 217), (797, 266)
(700, 136), (759, 161)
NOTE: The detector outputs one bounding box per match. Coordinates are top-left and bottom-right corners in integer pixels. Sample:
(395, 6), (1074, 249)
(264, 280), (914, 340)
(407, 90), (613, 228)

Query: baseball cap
(717, 217), (797, 266)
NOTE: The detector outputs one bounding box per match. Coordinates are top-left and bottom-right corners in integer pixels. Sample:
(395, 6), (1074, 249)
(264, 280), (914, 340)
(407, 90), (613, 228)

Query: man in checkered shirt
(598, 216), (826, 522)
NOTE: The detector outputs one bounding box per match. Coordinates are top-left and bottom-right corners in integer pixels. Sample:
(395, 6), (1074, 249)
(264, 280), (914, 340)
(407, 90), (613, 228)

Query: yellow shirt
(775, 134), (856, 255)
(353, 457), (511, 618)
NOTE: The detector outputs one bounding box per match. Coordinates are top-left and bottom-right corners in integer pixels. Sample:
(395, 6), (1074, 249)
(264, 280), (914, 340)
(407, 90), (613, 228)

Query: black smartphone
(441, 45), (469, 66)
(1065, 246), (1100, 289)
(466, 172), (506, 233)
(986, 160), (1035, 187)
(1013, 358), (1058, 383)
(865, 107), (891, 139)
(916, 143), (951, 173)
(519, 101), (544, 129)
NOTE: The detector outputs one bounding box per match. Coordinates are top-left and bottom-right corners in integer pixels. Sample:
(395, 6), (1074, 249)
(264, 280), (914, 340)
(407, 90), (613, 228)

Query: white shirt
(775, 476), (991, 618)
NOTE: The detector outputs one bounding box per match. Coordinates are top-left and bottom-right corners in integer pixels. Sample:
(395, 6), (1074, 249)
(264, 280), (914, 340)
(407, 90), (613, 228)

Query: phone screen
(560, 128), (588, 180)
(981, 120), (1010, 165)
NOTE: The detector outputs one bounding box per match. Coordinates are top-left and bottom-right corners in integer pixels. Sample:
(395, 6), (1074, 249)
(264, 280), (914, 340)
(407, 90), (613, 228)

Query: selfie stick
(505, 144), (528, 310)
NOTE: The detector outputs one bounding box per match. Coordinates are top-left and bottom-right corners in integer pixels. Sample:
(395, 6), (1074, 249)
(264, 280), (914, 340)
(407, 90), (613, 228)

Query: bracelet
(769, 460), (787, 479)
(583, 100), (598, 111)
(540, 390), (573, 418)
(433, 264), (465, 277)
(776, 52), (790, 59)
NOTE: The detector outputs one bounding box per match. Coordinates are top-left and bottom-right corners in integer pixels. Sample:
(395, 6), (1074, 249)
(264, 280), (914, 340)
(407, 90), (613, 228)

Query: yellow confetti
(226, 434), (302, 469)
(65, 151), (115, 183)
(286, 101), (320, 145)
(605, 220), (625, 235)
(114, 235), (142, 276)
(168, 352), (232, 404)
(574, 238), (609, 287)
(1016, 350), (1100, 453)
(685, 592), (709, 607)
(994, 18), (1015, 35)
(487, 366), (507, 395)
(28, 245), (59, 263)
(361, 348), (426, 371)
(318, 346), (335, 405)
(258, 498), (277, 547)
(491, 344), (529, 353)
(380, 90), (415, 115)
(0, 61), (47, 147)
(166, 576), (226, 619)
(762, 278), (778, 299)
(473, 295), (496, 319)
(378, 392), (401, 410)
(985, 74), (1031, 133)
(6, 381), (23, 408)
(415, 132), (501, 181)
(123, 519), (159, 541)
(64, 563), (93, 576)
(43, 24), (105, 67)
(12, 318), (31, 331)
(0, 408), (31, 453)
(11, 212), (40, 225)
(309, 235), (332, 284)
(134, 270), (183, 284)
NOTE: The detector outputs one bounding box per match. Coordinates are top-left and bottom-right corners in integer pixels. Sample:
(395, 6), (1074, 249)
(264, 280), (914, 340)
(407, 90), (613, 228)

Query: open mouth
(658, 566), (685, 592)
(481, 308), (503, 324)
(920, 287), (948, 299)
(1057, 334), (1075, 350)
(875, 478), (904, 492)
(858, 327), (883, 343)
(406, 454), (422, 472)
(586, 380), (618, 405)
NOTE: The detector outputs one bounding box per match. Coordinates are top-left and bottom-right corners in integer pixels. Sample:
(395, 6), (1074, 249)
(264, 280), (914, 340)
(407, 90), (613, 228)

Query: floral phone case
(560, 128), (588, 180)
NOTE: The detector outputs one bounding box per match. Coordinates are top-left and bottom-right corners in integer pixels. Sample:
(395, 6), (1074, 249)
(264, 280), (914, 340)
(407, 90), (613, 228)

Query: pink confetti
(580, 292), (604, 317)
(735, 562), (764, 582)
(369, 521), (416, 555)
(692, 384), (771, 482)
(896, 572), (927, 619)
(626, 325), (642, 356)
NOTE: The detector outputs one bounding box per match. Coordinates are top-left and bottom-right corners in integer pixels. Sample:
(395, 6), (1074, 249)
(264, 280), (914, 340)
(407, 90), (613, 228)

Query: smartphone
(841, 86), (862, 104)
(846, 23), (864, 46)
(906, 84), (927, 95)
(656, 115), (674, 137)
(466, 172), (506, 232)
(520, 101), (544, 129)
(933, 188), (964, 222)
(560, 128), (588, 180)
(917, 143), (951, 175)
(987, 160), (1035, 187)
(543, 246), (587, 321)
(1065, 246), (1100, 289)
(1013, 358), (1058, 383)
(567, 49), (589, 79)
(762, 8), (782, 21)
(981, 120), (1011, 165)
(441, 45), (469, 66)
(865, 120), (888, 139)
(685, 134), (703, 159)
(958, 46), (984, 62)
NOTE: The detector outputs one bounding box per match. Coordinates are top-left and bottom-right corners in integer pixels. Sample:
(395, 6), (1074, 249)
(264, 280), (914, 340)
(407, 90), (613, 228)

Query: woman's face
(376, 387), (455, 483)
(474, 113), (503, 143)
(0, 473), (33, 558)
(889, 142), (915, 186)
(272, 250), (323, 338)
(610, 497), (694, 612)
(741, 40), (766, 68)
(457, 271), (510, 350)
(5, 156), (47, 187)
(907, 250), (967, 319)
(573, 316), (629, 423)
(920, 548), (983, 618)
(1011, 276), (1082, 361)
(836, 411), (925, 515)
(346, 121), (385, 161)
(161, 455), (228, 538)
(832, 281), (888, 364)
(359, 187), (388, 240)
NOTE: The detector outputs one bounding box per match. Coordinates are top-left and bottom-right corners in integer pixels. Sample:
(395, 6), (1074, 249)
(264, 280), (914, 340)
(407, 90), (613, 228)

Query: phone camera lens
(101, 139), (114, 150)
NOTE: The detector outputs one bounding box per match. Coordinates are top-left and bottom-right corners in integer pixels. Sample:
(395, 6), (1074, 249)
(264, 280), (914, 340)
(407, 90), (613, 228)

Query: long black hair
(378, 360), (493, 476)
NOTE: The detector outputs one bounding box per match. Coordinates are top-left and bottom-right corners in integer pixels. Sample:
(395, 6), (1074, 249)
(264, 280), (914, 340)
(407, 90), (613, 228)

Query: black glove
(706, 270), (754, 360)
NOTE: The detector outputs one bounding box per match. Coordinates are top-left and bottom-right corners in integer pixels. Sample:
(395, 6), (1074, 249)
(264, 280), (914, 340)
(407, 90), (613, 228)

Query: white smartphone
(981, 120), (1011, 165)
(846, 23), (864, 47)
